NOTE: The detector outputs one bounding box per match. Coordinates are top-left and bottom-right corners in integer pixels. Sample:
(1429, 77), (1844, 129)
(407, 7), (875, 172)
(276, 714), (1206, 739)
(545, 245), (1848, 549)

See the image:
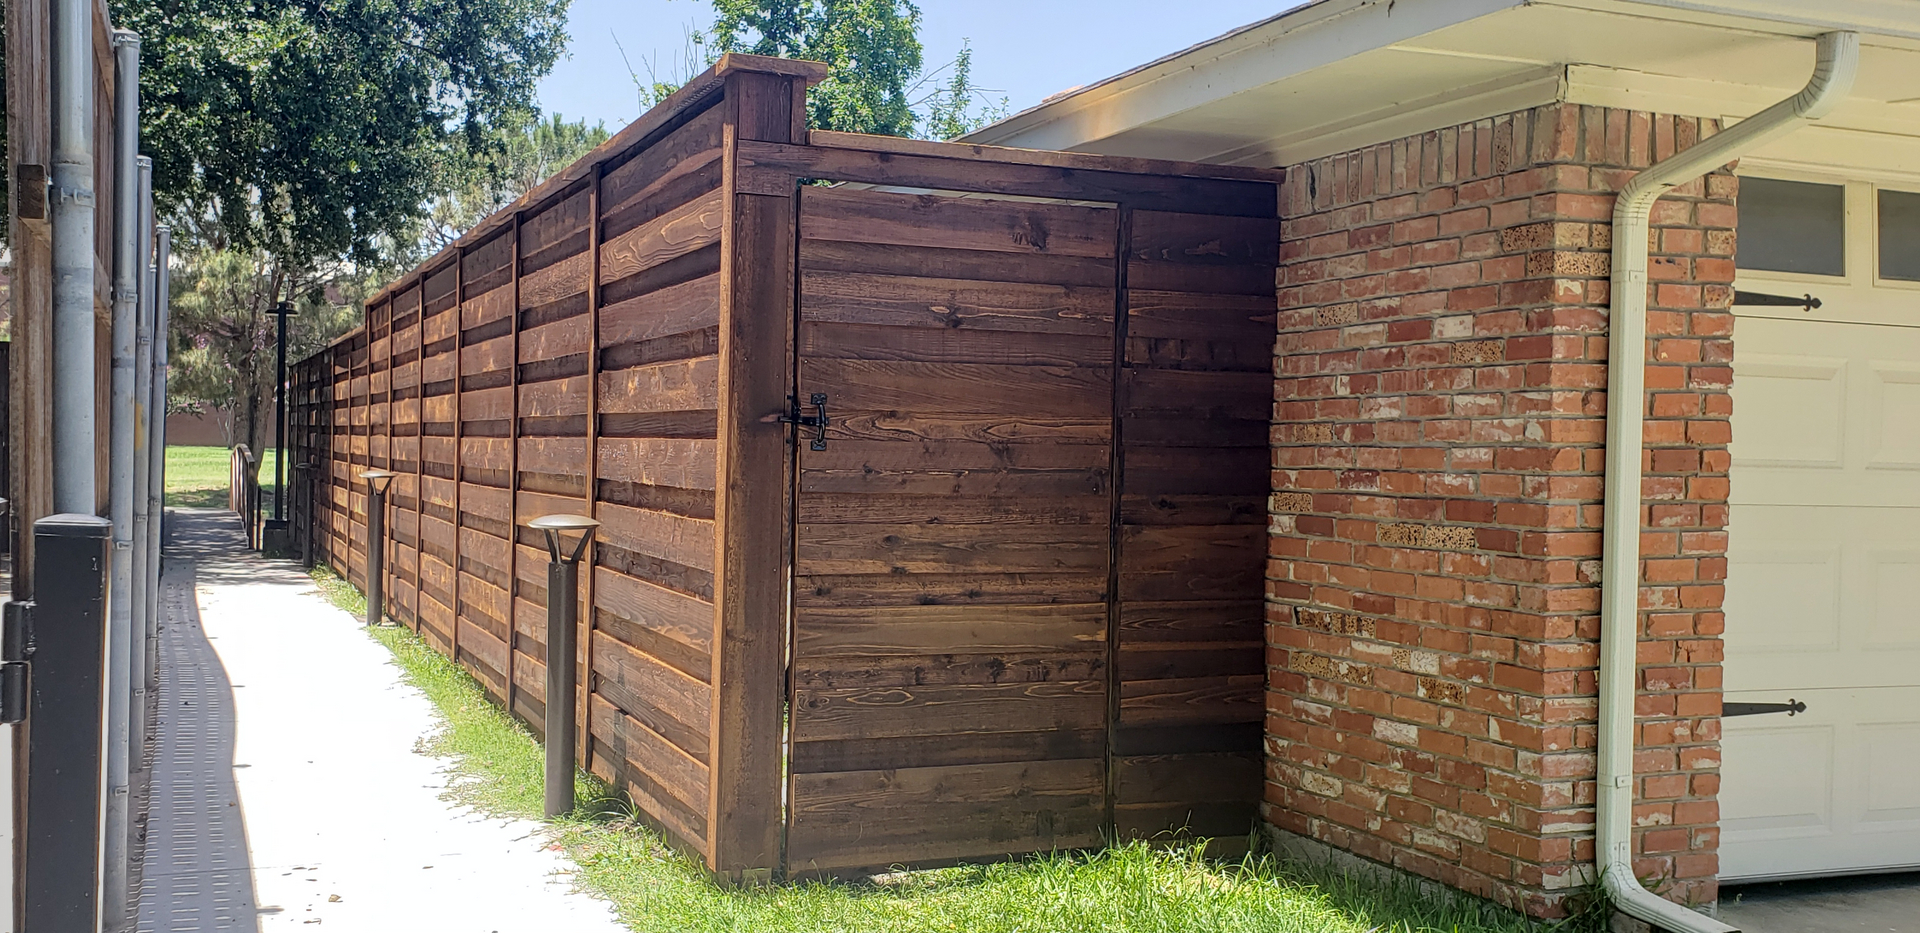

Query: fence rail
(290, 53), (1279, 882)
(229, 445), (260, 548)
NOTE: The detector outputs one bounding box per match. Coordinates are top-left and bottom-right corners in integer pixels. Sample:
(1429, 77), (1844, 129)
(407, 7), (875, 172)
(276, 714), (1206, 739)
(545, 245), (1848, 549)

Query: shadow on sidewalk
(136, 509), (265, 933)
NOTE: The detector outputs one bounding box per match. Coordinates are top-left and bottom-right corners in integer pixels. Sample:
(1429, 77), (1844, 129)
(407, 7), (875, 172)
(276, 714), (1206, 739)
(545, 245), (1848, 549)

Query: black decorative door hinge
(2, 600), (34, 724)
(1724, 699), (1807, 718)
(1733, 290), (1822, 312)
(777, 393), (831, 451)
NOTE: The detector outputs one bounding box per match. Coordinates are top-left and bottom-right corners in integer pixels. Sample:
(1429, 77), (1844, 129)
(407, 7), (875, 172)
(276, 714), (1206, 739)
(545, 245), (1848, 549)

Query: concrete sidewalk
(136, 509), (624, 932)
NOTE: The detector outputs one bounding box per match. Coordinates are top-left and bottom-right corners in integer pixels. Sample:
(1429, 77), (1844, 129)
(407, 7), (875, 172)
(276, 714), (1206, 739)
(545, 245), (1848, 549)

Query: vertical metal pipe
(147, 227), (172, 696)
(275, 306), (289, 521)
(103, 32), (143, 931)
(50, 0), (99, 515)
(130, 157), (155, 775)
(545, 555), (577, 818)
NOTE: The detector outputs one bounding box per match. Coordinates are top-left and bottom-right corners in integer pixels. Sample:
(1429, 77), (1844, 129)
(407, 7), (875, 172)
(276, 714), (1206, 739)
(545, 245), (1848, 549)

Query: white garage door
(1723, 178), (1920, 881)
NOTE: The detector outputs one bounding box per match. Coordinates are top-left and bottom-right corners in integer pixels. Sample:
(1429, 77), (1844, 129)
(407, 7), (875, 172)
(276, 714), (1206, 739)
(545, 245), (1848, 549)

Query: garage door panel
(1721, 722), (1834, 841)
(1723, 541), (1841, 654)
(1731, 353), (1847, 468)
(1726, 301), (1920, 879)
(1862, 719), (1920, 828)
(1868, 550), (1920, 649)
(1868, 363), (1920, 469)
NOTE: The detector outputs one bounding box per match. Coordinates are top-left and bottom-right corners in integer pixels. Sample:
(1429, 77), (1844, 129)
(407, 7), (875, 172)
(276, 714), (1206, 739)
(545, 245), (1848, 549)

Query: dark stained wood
(292, 59), (1283, 881)
(706, 68), (794, 881)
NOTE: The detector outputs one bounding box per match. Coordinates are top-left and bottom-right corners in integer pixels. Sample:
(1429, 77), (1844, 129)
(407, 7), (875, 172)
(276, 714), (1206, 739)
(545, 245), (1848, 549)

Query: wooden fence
(7, 0), (129, 595)
(290, 53), (1281, 881)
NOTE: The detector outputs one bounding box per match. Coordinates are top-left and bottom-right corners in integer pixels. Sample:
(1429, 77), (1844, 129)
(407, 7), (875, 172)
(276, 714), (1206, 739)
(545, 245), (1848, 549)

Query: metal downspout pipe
(149, 226), (173, 698)
(104, 29), (142, 932)
(131, 156), (155, 772)
(1598, 30), (1858, 933)
(50, 0), (97, 514)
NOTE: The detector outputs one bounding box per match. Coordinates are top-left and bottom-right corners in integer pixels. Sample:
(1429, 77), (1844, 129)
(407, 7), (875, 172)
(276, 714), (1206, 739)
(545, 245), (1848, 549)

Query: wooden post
(8, 0), (55, 598)
(450, 254), (465, 665)
(413, 281), (427, 629)
(579, 168), (603, 768)
(709, 66), (807, 882)
(506, 215), (522, 721)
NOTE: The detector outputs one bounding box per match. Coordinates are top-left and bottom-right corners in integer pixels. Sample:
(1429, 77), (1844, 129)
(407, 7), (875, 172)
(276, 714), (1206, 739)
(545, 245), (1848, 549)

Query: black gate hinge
(1724, 699), (1806, 718)
(773, 393), (831, 451)
(2, 600), (35, 724)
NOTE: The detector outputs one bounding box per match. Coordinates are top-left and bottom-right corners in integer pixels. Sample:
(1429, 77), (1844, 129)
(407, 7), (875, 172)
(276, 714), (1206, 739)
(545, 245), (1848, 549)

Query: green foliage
(320, 561), (1558, 933)
(166, 249), (362, 470)
(919, 39), (1009, 141)
(110, 0), (571, 268)
(415, 112), (611, 257)
(711, 0), (925, 136)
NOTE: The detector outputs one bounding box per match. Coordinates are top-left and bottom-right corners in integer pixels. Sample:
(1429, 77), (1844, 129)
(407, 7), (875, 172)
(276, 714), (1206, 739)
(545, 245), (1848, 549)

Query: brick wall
(1266, 102), (1735, 917)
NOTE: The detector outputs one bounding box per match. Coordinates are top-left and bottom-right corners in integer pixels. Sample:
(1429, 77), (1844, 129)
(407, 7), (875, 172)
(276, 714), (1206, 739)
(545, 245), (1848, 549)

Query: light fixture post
(360, 471), (397, 626)
(528, 513), (599, 818)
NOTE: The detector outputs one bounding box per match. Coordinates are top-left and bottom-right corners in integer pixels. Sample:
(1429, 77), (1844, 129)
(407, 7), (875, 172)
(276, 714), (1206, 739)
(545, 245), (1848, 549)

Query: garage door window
(1880, 188), (1920, 282)
(1739, 177), (1846, 277)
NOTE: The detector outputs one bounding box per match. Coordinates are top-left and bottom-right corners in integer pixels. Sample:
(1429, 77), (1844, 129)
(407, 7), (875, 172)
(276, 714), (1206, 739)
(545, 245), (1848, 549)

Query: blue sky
(536, 0), (1304, 131)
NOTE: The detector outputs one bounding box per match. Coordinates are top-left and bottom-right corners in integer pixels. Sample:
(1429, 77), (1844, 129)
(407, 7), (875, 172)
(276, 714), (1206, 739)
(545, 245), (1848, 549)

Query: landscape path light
(360, 470), (397, 627)
(528, 513), (599, 817)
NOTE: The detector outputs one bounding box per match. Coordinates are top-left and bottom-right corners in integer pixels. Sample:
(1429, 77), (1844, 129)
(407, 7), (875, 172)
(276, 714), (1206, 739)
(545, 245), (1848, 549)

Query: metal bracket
(2, 601), (35, 724)
(53, 186), (96, 209)
(1723, 699), (1807, 718)
(777, 393), (831, 451)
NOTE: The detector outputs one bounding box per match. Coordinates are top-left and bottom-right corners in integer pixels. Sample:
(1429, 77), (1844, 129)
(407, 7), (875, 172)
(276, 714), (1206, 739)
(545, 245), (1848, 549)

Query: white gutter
(1598, 29), (1857, 933)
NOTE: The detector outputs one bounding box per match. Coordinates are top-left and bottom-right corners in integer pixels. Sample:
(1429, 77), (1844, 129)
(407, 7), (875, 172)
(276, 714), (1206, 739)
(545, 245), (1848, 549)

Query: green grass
(307, 565), (1586, 933)
(165, 445), (279, 509)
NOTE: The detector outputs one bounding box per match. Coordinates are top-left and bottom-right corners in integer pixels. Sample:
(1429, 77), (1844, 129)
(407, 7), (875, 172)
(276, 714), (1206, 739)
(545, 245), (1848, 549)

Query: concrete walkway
(136, 509), (624, 932)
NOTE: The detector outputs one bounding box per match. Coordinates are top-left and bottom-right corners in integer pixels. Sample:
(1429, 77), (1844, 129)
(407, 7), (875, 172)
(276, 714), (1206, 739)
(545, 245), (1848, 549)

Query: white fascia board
(1566, 64), (1920, 135)
(1537, 0), (1920, 44)
(962, 0), (1526, 152)
(1207, 64), (1565, 166)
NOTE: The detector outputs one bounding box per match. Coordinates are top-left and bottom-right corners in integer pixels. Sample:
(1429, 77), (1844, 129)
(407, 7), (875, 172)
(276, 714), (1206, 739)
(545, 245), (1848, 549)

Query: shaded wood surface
(293, 57), (1277, 881)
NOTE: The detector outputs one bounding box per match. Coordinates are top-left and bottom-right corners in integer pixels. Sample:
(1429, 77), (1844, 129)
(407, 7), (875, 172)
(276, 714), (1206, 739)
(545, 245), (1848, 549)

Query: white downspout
(1598, 30), (1858, 933)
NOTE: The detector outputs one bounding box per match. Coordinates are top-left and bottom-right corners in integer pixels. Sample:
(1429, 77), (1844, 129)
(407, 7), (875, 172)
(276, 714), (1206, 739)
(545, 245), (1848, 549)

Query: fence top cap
(36, 513), (114, 536)
(528, 514), (600, 532)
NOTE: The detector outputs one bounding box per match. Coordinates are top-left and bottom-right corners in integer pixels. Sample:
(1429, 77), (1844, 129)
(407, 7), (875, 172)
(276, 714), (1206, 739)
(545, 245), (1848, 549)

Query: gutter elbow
(1794, 31), (1861, 121)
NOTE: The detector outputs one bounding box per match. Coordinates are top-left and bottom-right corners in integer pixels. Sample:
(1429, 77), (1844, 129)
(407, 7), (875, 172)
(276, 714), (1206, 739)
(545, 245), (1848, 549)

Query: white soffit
(965, 0), (1920, 169)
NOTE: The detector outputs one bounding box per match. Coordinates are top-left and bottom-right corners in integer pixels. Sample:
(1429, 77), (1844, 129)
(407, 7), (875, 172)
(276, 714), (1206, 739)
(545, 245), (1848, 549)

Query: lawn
(306, 565), (1594, 933)
(165, 445), (278, 509)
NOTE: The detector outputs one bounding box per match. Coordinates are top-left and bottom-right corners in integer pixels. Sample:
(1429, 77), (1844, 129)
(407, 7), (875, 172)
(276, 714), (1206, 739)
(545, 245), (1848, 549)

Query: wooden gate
(786, 183), (1273, 875)
(787, 187), (1121, 873)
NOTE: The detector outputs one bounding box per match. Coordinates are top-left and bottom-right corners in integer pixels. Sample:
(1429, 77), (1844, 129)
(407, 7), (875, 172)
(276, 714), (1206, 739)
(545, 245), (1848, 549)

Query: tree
(711, 0), (924, 136)
(919, 39), (1008, 141)
(166, 250), (363, 460)
(110, 0), (571, 271)
(414, 112), (611, 257)
(695, 2), (1004, 139)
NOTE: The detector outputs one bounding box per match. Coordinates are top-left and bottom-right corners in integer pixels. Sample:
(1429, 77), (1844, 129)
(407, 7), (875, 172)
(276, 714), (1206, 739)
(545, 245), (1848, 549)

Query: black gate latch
(2, 600), (35, 724)
(775, 393), (831, 451)
(1724, 699), (1807, 718)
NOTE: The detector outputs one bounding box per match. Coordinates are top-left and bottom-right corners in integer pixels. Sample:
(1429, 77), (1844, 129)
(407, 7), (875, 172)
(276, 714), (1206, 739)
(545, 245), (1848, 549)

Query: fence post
(529, 513), (597, 818)
(362, 471), (395, 626)
(20, 513), (113, 932)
